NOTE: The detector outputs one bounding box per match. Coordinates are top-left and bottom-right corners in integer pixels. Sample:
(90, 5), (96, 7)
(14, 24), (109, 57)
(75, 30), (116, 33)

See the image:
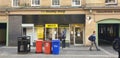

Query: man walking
(89, 31), (100, 51)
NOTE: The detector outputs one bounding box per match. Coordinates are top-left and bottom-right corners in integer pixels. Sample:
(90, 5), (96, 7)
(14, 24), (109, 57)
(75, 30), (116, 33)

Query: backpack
(88, 35), (94, 41)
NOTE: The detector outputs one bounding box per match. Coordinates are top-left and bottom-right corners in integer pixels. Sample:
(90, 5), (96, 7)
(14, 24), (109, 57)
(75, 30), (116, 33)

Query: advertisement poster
(37, 27), (44, 39)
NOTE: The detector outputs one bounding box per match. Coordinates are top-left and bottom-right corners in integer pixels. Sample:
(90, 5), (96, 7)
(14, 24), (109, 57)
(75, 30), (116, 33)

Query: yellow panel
(45, 24), (58, 28)
(36, 27), (44, 39)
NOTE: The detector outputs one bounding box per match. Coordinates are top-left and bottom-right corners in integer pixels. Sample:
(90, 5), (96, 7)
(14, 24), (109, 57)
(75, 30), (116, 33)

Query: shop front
(22, 15), (85, 46)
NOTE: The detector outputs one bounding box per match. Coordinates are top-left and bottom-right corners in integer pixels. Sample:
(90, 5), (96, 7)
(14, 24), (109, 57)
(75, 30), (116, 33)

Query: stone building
(0, 0), (119, 46)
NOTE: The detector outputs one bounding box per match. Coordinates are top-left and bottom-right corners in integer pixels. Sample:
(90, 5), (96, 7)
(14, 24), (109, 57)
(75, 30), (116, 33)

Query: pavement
(0, 45), (118, 58)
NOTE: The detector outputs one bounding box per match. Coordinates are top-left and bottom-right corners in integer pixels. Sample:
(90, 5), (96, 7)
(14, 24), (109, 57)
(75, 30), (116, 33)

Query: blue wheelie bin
(52, 39), (60, 54)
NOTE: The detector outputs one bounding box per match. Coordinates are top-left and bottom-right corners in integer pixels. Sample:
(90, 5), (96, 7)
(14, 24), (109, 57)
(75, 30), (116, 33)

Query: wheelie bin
(44, 41), (51, 54)
(52, 39), (60, 54)
(17, 36), (31, 54)
(36, 40), (43, 53)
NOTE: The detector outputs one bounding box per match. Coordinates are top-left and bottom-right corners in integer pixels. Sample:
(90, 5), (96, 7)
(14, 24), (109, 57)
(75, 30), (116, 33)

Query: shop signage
(96, 10), (120, 13)
(59, 24), (69, 27)
(45, 24), (58, 28)
(36, 25), (44, 27)
(41, 10), (65, 14)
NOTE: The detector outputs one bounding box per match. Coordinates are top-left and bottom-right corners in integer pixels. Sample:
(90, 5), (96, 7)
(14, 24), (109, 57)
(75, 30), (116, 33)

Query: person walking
(113, 37), (120, 58)
(88, 31), (100, 51)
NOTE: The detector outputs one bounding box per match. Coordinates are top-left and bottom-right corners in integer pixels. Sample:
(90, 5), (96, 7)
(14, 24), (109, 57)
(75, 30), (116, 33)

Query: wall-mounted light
(87, 16), (91, 20)
(86, 16), (92, 24)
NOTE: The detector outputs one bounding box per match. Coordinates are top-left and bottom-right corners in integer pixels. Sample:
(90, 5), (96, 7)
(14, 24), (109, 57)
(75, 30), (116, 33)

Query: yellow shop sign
(45, 24), (58, 28)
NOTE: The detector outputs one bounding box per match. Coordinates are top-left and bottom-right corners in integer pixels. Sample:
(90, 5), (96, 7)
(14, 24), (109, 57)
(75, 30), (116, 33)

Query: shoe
(97, 49), (100, 51)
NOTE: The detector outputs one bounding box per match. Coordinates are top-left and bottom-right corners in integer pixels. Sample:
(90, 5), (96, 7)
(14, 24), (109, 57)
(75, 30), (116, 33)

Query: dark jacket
(89, 35), (96, 41)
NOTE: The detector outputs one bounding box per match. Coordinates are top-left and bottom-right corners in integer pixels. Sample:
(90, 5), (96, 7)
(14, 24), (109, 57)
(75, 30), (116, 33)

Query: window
(105, 0), (117, 4)
(52, 0), (60, 6)
(72, 0), (81, 6)
(31, 0), (40, 6)
(12, 0), (19, 7)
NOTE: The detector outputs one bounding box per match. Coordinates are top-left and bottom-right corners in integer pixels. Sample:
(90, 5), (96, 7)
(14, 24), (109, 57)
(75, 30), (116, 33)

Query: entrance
(45, 28), (58, 40)
(22, 24), (34, 46)
(70, 24), (84, 45)
(98, 24), (119, 45)
(45, 24), (58, 40)
(74, 27), (83, 45)
(0, 23), (7, 46)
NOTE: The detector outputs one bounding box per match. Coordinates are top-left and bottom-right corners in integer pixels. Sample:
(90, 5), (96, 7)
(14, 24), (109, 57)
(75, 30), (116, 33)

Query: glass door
(45, 28), (58, 40)
(45, 24), (58, 40)
(22, 24), (34, 46)
(70, 24), (84, 45)
(74, 27), (83, 45)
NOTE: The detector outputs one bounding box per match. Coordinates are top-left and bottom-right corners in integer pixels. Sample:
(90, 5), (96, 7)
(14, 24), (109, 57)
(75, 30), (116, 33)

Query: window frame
(31, 0), (40, 6)
(51, 0), (60, 7)
(105, 0), (117, 5)
(12, 0), (19, 7)
(72, 0), (81, 6)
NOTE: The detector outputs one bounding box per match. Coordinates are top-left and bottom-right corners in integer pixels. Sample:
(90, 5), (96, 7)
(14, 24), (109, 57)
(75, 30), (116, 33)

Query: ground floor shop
(6, 14), (85, 46)
(22, 24), (85, 46)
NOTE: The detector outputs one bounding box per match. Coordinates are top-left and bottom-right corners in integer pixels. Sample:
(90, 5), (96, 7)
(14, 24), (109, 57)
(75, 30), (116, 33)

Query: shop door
(74, 27), (83, 45)
(22, 24), (34, 46)
(45, 24), (58, 40)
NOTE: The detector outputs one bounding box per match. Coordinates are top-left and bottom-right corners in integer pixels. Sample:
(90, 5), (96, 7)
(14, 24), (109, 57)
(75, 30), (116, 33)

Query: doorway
(74, 27), (83, 45)
(45, 24), (58, 40)
(98, 24), (119, 45)
(45, 28), (58, 40)
(70, 24), (84, 45)
(22, 24), (34, 46)
(0, 23), (7, 46)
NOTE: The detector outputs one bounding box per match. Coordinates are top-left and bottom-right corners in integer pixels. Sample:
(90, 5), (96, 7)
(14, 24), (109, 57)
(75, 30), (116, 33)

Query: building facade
(0, 0), (120, 46)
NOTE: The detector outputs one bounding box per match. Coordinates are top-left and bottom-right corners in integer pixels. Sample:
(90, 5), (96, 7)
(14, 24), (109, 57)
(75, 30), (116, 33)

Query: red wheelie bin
(44, 41), (51, 54)
(36, 40), (43, 53)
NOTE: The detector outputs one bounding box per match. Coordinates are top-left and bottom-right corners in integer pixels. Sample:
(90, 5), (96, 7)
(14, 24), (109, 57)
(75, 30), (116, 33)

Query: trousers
(89, 41), (99, 50)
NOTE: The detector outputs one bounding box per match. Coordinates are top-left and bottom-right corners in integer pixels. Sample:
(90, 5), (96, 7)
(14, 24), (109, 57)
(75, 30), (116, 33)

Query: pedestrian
(88, 31), (100, 51)
(112, 37), (120, 58)
(61, 28), (66, 48)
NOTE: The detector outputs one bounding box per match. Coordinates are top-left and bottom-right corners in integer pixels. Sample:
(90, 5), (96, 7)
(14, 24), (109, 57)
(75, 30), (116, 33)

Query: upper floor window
(31, 0), (40, 6)
(72, 0), (81, 6)
(52, 0), (60, 7)
(105, 0), (117, 4)
(12, 0), (19, 7)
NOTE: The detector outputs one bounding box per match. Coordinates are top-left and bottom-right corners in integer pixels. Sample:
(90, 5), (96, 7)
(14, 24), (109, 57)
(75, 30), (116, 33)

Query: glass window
(72, 0), (81, 6)
(105, 0), (117, 4)
(12, 0), (19, 7)
(32, 0), (40, 6)
(52, 0), (60, 6)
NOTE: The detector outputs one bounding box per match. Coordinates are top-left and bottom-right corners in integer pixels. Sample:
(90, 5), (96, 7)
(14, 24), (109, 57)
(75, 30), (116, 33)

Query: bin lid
(52, 39), (60, 42)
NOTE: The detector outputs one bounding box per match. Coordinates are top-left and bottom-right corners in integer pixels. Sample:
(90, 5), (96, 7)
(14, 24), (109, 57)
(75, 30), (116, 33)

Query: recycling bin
(52, 39), (60, 54)
(44, 41), (51, 54)
(36, 40), (43, 53)
(17, 36), (31, 53)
